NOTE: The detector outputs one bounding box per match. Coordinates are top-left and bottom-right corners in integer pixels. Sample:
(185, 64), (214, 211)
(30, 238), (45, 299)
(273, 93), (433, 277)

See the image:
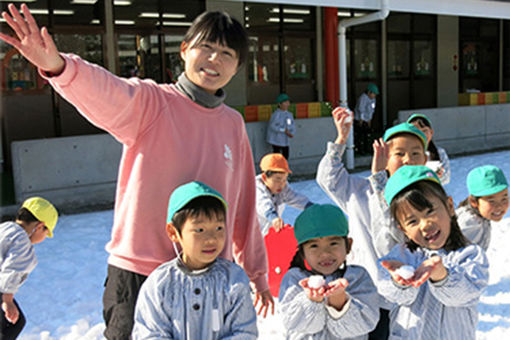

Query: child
(456, 165), (509, 251)
(316, 107), (427, 339)
(0, 197), (58, 339)
(279, 204), (379, 339)
(407, 113), (451, 185)
(133, 181), (257, 339)
(256, 153), (313, 236)
(354, 83), (379, 154)
(379, 165), (488, 340)
(266, 93), (295, 160)
(0, 5), (273, 337)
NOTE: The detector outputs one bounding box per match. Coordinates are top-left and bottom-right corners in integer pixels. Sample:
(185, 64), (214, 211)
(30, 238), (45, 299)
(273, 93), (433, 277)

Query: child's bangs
(391, 181), (447, 219)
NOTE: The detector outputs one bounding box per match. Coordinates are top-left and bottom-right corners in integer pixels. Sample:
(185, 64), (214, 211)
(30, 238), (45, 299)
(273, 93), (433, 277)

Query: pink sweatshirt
(44, 54), (268, 292)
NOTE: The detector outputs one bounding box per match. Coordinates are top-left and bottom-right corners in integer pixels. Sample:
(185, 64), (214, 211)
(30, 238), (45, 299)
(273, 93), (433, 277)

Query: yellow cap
(22, 197), (58, 238)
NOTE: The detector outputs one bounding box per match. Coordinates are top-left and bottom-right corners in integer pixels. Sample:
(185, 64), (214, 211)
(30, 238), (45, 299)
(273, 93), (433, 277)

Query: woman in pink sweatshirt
(0, 4), (273, 339)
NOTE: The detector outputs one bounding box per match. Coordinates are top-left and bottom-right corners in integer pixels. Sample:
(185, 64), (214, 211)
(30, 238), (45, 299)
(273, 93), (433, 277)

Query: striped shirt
(279, 265), (379, 340)
(378, 244), (488, 340)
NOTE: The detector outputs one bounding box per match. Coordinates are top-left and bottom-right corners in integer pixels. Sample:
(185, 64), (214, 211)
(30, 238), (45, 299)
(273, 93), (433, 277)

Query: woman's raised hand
(0, 3), (65, 74)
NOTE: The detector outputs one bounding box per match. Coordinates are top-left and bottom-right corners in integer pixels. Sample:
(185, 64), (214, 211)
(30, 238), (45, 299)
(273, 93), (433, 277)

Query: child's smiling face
(302, 236), (351, 276)
(167, 212), (226, 270)
(396, 194), (455, 250)
(386, 135), (427, 176)
(470, 188), (509, 222)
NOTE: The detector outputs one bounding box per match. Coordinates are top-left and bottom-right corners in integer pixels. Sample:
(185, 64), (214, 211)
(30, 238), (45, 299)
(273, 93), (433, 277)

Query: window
(245, 3), (316, 104)
(459, 18), (499, 92)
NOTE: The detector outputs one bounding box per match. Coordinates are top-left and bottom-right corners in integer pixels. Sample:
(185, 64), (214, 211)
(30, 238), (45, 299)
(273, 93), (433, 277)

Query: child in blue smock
(132, 181), (257, 339)
(456, 165), (509, 251)
(279, 204), (379, 340)
(379, 165), (488, 340)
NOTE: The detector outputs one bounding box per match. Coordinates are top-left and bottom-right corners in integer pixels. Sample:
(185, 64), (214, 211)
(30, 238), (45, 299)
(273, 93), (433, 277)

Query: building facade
(1, 0), (510, 205)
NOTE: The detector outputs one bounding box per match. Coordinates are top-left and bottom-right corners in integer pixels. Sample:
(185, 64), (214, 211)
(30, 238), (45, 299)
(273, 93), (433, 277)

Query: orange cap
(260, 153), (292, 173)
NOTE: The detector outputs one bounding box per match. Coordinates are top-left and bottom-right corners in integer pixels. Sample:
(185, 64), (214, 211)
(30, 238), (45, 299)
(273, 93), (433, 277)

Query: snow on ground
(17, 149), (510, 339)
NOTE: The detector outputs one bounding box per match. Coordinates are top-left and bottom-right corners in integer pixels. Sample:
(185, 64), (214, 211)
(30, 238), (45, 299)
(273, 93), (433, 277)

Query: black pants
(102, 265), (147, 340)
(0, 297), (25, 340)
(368, 308), (390, 340)
(271, 145), (289, 160)
(354, 120), (373, 155)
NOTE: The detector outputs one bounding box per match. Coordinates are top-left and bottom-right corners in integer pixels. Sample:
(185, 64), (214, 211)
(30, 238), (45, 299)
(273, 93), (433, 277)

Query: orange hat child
(260, 153), (292, 173)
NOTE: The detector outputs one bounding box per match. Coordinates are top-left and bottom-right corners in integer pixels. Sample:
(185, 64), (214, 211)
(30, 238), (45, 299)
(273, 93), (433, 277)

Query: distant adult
(354, 83), (379, 154)
(267, 93), (295, 160)
(0, 5), (273, 339)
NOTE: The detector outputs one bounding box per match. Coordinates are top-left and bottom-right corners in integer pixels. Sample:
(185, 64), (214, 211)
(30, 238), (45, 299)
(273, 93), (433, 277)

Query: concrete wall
(11, 134), (122, 209)
(9, 117), (337, 211)
(398, 103), (510, 154)
(247, 117), (337, 174)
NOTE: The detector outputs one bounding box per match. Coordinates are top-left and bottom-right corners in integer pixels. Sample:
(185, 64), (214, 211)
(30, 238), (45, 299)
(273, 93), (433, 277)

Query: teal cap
(276, 93), (290, 104)
(294, 204), (349, 245)
(407, 113), (432, 128)
(167, 181), (227, 223)
(367, 83), (379, 95)
(383, 122), (428, 150)
(467, 165), (508, 197)
(384, 165), (441, 205)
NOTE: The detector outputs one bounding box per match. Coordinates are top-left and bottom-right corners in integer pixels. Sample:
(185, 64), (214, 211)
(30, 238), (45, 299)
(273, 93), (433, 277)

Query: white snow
(307, 275), (326, 289)
(17, 149), (510, 339)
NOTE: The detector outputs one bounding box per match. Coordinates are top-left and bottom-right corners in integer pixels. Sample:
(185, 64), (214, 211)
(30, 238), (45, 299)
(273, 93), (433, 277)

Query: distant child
(279, 204), (379, 339)
(256, 153), (313, 236)
(0, 197), (58, 339)
(354, 83), (379, 154)
(379, 165), (488, 340)
(317, 106), (427, 339)
(407, 113), (451, 185)
(456, 165), (509, 251)
(266, 93), (295, 159)
(133, 181), (257, 339)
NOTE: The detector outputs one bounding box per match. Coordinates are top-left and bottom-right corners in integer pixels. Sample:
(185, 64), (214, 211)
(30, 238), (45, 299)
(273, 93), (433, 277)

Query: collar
(175, 73), (226, 108)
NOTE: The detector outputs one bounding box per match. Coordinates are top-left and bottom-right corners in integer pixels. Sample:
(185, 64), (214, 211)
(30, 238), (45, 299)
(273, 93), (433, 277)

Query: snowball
(308, 275), (326, 289)
(395, 265), (415, 280)
(427, 161), (442, 172)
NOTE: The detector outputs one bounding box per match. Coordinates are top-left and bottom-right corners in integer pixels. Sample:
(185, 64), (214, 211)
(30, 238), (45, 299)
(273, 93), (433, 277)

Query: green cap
(384, 165), (441, 205)
(467, 165), (508, 197)
(167, 181), (227, 223)
(276, 93), (290, 104)
(383, 122), (428, 150)
(294, 204), (348, 245)
(407, 113), (432, 128)
(367, 83), (379, 95)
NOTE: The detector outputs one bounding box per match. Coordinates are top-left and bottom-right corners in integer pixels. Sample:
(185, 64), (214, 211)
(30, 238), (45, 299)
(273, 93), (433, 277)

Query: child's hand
(332, 107), (353, 145)
(1, 300), (19, 324)
(380, 260), (415, 287)
(271, 218), (284, 232)
(371, 138), (389, 174)
(324, 278), (349, 310)
(416, 256), (447, 284)
(284, 129), (294, 138)
(299, 278), (327, 302)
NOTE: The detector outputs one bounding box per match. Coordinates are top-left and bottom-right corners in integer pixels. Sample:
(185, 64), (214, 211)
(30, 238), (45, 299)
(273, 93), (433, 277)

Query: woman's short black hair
(171, 196), (226, 234)
(390, 180), (468, 252)
(183, 11), (248, 67)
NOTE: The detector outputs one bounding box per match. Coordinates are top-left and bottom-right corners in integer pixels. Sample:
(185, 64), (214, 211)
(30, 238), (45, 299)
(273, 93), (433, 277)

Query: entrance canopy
(227, 0), (510, 20)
